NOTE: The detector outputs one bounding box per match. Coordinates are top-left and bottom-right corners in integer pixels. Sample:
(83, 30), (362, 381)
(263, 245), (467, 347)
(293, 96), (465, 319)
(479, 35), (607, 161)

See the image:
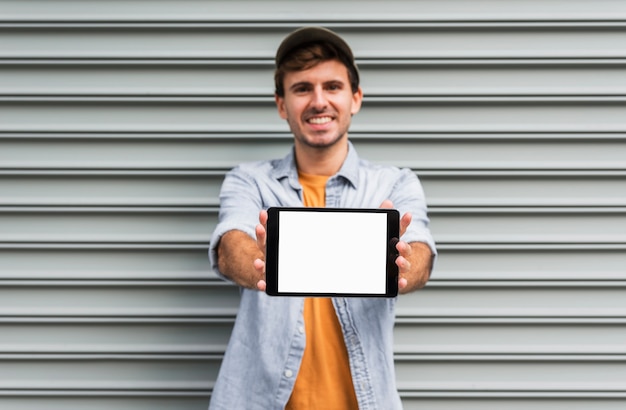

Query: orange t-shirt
(285, 172), (359, 409)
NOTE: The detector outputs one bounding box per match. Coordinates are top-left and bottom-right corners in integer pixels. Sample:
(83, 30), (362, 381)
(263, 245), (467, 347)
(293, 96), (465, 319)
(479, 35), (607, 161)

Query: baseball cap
(275, 26), (360, 85)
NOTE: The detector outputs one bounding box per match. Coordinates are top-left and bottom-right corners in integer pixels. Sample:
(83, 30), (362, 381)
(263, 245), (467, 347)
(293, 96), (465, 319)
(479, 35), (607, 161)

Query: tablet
(265, 207), (399, 297)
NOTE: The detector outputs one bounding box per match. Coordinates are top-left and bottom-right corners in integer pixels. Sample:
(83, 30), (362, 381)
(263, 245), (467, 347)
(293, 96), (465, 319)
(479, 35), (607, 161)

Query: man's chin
(299, 134), (347, 149)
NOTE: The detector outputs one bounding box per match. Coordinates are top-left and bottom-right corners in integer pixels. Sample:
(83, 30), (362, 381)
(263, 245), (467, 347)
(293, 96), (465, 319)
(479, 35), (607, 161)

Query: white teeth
(308, 117), (332, 125)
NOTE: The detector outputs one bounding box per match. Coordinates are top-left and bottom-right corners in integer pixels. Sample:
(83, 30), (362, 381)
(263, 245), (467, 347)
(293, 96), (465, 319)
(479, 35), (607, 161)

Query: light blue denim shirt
(209, 142), (436, 410)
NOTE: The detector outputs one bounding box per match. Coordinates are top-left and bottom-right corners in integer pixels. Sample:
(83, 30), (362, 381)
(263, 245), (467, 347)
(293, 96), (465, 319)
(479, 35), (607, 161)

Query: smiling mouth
(307, 116), (333, 125)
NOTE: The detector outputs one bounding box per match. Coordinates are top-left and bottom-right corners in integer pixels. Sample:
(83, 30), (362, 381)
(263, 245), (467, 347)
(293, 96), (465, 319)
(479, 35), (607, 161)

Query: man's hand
(216, 210), (269, 291)
(380, 200), (433, 293)
(253, 210), (268, 291)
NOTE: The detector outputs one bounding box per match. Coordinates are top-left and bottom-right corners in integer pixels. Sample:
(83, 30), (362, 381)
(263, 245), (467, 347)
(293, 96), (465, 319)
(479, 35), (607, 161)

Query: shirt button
(298, 326), (305, 334)
(285, 369), (293, 378)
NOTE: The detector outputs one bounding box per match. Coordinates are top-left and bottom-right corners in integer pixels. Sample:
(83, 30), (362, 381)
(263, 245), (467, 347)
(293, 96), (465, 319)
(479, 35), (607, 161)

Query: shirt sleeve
(209, 165), (264, 280)
(389, 168), (437, 258)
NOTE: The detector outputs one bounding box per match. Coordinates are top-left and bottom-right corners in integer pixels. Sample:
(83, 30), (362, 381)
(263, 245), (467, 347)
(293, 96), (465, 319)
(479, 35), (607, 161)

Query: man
(209, 26), (436, 409)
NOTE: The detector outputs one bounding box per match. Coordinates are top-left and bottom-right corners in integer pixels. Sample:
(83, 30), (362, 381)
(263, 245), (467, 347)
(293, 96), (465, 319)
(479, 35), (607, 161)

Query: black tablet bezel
(265, 207), (399, 297)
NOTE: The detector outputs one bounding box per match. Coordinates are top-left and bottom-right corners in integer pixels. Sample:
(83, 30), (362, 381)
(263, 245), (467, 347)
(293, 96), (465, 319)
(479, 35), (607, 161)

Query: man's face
(275, 59), (363, 150)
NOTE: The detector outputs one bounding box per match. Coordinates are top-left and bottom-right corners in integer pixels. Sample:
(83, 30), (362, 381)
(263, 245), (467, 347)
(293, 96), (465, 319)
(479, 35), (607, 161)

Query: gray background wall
(1, 0), (626, 409)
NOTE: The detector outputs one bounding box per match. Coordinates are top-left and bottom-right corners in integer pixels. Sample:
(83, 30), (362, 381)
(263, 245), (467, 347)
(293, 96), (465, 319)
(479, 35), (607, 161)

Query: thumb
(379, 199), (394, 209)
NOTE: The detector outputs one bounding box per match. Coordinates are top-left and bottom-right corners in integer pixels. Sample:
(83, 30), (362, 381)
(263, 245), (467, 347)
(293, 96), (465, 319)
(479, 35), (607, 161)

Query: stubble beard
(295, 130), (347, 150)
(289, 115), (351, 151)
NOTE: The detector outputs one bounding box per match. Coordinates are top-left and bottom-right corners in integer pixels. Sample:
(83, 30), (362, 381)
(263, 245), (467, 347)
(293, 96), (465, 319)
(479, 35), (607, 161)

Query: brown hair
(274, 42), (360, 97)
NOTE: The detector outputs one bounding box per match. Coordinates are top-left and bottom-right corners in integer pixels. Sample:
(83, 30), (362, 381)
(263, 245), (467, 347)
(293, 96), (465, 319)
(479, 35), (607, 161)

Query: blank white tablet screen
(277, 210), (388, 294)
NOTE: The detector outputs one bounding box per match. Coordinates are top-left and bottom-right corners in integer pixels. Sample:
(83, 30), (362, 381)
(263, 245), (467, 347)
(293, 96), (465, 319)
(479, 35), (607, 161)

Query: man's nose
(310, 87), (328, 110)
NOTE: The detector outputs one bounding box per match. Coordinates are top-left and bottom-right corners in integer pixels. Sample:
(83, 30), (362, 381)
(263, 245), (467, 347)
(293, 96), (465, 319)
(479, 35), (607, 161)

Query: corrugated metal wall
(1, 1), (625, 408)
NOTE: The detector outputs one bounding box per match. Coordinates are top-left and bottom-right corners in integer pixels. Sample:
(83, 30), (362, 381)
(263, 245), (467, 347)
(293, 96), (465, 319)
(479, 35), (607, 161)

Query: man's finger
(400, 212), (412, 238)
(379, 199), (394, 209)
(380, 200), (411, 237)
(255, 223), (266, 254)
(259, 209), (268, 226)
(253, 258), (266, 291)
(257, 280), (267, 291)
(257, 209), (268, 255)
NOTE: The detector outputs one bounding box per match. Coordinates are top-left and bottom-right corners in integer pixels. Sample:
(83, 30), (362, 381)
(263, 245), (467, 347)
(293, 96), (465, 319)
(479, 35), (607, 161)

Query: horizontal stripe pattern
(1, 1), (625, 408)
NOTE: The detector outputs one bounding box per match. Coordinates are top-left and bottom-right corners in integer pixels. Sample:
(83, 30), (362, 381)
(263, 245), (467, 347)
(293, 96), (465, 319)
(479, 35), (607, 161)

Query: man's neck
(294, 141), (349, 176)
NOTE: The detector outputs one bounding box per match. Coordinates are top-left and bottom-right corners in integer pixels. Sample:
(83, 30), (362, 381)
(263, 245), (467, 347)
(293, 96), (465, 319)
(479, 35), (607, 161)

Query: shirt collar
(272, 141), (360, 189)
(335, 141), (360, 188)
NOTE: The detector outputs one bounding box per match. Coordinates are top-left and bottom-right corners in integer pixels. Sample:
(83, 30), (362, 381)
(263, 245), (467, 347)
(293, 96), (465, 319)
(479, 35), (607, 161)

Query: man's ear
(275, 94), (288, 120)
(351, 86), (364, 115)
